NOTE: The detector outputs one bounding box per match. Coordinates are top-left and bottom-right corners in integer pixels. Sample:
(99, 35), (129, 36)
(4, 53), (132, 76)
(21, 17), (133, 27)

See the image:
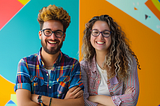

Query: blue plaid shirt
(14, 48), (84, 99)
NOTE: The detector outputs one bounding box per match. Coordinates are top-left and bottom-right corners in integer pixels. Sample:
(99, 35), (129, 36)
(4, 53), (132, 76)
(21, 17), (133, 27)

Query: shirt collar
(90, 55), (97, 72)
(91, 55), (119, 85)
(38, 47), (63, 67)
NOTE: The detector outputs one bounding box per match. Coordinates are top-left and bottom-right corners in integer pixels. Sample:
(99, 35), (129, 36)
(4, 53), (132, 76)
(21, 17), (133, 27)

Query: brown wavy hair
(37, 4), (71, 32)
(82, 15), (140, 81)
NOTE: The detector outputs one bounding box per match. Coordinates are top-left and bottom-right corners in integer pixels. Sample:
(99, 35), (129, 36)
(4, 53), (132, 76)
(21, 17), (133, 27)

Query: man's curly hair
(38, 4), (71, 32)
(82, 15), (141, 82)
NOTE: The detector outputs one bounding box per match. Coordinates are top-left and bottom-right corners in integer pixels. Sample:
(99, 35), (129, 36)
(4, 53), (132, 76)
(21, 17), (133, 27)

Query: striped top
(80, 56), (139, 106)
(14, 48), (84, 99)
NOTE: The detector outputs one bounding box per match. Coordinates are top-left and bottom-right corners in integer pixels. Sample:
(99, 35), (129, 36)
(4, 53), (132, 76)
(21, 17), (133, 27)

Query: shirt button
(107, 81), (110, 84)
(110, 92), (114, 96)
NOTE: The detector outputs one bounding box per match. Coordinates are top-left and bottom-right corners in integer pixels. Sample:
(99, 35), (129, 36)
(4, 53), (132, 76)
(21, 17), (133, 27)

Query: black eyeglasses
(41, 29), (64, 38)
(90, 29), (111, 38)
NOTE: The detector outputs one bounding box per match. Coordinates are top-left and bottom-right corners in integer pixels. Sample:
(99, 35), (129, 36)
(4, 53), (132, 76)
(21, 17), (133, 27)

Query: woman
(80, 15), (140, 106)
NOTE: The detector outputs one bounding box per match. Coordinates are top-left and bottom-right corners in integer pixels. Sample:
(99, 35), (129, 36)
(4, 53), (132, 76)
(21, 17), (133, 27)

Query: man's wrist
(38, 95), (44, 105)
(40, 95), (51, 105)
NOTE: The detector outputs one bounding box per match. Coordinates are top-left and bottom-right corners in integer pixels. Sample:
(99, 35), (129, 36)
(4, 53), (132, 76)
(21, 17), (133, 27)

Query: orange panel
(79, 0), (160, 105)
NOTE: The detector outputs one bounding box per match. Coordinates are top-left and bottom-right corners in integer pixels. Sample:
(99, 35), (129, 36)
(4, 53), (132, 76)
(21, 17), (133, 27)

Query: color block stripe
(145, 0), (160, 20)
(151, 0), (160, 11)
(18, 0), (30, 5)
(0, 0), (23, 30)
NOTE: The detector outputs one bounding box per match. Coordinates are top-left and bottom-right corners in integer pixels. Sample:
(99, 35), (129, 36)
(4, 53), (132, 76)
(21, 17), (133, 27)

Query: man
(14, 4), (84, 106)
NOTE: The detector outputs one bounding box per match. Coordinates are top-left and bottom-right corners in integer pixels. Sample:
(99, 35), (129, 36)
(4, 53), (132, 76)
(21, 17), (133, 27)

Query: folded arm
(16, 89), (39, 106)
(16, 86), (84, 106)
(80, 57), (139, 106)
(31, 86), (84, 106)
(88, 86), (134, 106)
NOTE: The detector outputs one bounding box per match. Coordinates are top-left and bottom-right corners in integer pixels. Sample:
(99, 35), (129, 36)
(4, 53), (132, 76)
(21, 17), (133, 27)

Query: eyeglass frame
(41, 29), (64, 38)
(90, 29), (112, 38)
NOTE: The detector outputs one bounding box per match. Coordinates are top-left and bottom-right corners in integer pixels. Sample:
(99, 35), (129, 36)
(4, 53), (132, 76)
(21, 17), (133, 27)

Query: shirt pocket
(110, 82), (123, 95)
(56, 76), (70, 98)
(31, 77), (45, 94)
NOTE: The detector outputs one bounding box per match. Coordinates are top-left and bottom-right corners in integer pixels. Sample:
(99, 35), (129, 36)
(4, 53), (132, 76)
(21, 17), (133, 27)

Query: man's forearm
(42, 95), (84, 106)
(16, 89), (39, 106)
(17, 101), (39, 106)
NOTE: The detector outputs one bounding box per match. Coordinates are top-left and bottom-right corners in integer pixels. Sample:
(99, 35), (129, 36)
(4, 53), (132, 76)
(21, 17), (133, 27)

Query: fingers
(124, 86), (135, 94)
(74, 90), (83, 98)
(71, 87), (83, 98)
(69, 86), (79, 92)
(64, 86), (83, 99)
(71, 87), (81, 95)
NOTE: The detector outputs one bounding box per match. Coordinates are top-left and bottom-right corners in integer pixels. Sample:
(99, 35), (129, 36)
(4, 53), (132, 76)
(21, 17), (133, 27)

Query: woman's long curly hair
(82, 15), (140, 82)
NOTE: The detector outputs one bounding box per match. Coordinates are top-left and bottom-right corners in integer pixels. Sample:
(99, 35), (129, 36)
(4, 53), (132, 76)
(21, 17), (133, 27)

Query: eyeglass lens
(43, 29), (64, 38)
(91, 29), (111, 38)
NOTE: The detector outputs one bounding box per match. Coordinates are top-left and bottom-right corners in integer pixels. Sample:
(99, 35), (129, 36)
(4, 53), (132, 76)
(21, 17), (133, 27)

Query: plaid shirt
(80, 56), (139, 106)
(14, 48), (84, 99)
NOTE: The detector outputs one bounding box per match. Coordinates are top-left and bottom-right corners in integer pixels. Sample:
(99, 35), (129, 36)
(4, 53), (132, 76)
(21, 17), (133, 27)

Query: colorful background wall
(0, 0), (160, 106)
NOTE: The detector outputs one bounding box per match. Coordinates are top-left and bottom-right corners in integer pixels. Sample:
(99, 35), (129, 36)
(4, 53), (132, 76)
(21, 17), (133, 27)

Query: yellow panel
(11, 94), (17, 105)
(152, 0), (160, 11)
(18, 0), (30, 5)
(0, 75), (16, 106)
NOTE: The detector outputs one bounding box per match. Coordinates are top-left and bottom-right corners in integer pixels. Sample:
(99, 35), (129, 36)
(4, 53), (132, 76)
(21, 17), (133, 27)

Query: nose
(98, 32), (104, 39)
(49, 32), (57, 40)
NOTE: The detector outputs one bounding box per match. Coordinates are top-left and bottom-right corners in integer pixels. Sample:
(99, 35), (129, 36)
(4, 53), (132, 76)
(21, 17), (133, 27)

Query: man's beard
(41, 39), (63, 55)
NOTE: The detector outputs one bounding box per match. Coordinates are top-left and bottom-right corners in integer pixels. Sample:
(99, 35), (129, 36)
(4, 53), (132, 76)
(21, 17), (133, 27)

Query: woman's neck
(95, 51), (107, 69)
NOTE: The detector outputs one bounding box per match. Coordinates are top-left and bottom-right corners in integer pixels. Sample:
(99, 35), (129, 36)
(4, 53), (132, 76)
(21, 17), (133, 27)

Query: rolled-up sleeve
(14, 58), (31, 92)
(111, 57), (139, 106)
(69, 60), (84, 90)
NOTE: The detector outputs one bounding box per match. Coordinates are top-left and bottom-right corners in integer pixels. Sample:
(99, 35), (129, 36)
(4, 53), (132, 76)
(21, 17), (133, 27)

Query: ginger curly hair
(82, 15), (141, 81)
(38, 4), (71, 32)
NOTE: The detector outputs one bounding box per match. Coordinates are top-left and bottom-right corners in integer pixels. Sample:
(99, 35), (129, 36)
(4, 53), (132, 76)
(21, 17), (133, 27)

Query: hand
(64, 86), (83, 99)
(124, 87), (135, 94)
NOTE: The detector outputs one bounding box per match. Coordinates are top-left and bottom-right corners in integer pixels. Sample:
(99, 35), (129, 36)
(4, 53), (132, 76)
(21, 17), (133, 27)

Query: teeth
(48, 41), (56, 44)
(97, 42), (104, 44)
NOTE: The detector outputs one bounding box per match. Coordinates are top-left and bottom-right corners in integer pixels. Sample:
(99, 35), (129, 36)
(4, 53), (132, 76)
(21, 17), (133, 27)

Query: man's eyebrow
(43, 28), (51, 30)
(43, 28), (63, 31)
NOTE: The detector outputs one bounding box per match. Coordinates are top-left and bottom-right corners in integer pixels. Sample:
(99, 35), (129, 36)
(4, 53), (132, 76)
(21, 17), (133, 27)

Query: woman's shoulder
(132, 56), (137, 66)
(80, 59), (90, 68)
(130, 56), (138, 72)
(80, 59), (87, 65)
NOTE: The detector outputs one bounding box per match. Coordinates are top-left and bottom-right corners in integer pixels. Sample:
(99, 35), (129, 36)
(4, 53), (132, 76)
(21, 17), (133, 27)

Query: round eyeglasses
(41, 29), (64, 38)
(90, 29), (111, 38)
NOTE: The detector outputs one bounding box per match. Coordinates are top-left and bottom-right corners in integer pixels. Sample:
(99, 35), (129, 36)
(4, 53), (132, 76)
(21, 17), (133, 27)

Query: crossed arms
(16, 86), (84, 106)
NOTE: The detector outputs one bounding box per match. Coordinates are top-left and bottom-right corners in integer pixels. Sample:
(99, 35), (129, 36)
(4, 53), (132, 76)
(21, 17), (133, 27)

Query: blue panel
(0, 0), (79, 83)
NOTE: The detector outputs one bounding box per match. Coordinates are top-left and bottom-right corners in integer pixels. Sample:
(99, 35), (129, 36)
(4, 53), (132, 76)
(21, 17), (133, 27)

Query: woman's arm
(87, 58), (139, 106)
(80, 61), (98, 106)
(88, 87), (134, 106)
(89, 95), (115, 106)
(111, 57), (139, 106)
